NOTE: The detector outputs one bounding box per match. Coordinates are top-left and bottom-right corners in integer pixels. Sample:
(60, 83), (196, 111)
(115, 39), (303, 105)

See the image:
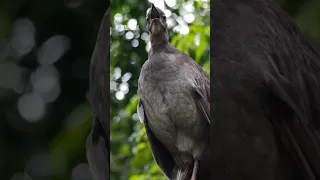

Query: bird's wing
(137, 100), (176, 179)
(193, 76), (210, 124)
(86, 117), (109, 180)
(86, 8), (110, 180)
(183, 54), (210, 124)
(137, 97), (145, 124)
(266, 67), (320, 180)
(211, 0), (320, 179)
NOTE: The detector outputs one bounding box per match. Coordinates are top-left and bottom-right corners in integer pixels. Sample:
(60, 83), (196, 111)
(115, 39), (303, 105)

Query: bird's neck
(150, 32), (169, 50)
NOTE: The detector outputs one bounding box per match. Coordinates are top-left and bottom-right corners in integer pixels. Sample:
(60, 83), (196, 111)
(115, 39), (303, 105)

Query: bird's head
(146, 4), (168, 39)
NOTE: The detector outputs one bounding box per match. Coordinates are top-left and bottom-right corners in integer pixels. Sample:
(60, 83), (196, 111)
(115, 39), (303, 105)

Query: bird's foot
(190, 160), (198, 180)
(176, 168), (189, 180)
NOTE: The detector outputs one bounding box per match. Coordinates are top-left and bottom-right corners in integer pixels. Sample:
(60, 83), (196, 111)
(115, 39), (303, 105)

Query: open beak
(148, 4), (166, 33)
(150, 4), (160, 20)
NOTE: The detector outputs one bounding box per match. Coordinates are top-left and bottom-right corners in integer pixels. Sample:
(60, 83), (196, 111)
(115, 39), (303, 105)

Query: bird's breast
(138, 55), (209, 163)
(138, 55), (205, 133)
(139, 76), (208, 158)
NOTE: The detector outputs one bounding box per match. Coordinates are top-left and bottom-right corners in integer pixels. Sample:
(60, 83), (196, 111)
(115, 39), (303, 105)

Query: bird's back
(211, 0), (320, 179)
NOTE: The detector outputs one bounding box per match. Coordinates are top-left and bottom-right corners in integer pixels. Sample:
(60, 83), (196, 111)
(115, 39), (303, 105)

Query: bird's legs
(176, 167), (189, 180)
(176, 162), (195, 180)
(175, 157), (198, 180)
(190, 160), (198, 180)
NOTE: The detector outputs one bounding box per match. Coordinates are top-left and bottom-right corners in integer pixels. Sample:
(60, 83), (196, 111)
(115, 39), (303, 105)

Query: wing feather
(86, 9), (110, 180)
(267, 70), (320, 179)
(137, 100), (176, 179)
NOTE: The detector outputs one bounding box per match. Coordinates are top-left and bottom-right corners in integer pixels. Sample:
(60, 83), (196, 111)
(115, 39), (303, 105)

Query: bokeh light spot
(114, 13), (123, 22)
(31, 65), (61, 103)
(125, 31), (134, 40)
(113, 67), (121, 80)
(121, 72), (132, 82)
(115, 91), (124, 100)
(128, 19), (138, 31)
(37, 35), (70, 65)
(131, 39), (139, 47)
(141, 32), (148, 41)
(180, 25), (190, 35)
(17, 92), (46, 122)
(183, 13), (195, 23)
(165, 0), (176, 8)
(10, 18), (35, 57)
(119, 82), (129, 94)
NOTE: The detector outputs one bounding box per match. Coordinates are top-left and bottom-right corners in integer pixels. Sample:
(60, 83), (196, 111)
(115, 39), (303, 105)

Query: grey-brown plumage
(137, 4), (210, 180)
(86, 8), (110, 180)
(211, 0), (320, 179)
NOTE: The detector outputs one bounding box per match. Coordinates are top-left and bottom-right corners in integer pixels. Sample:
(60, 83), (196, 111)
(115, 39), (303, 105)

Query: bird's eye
(146, 17), (149, 22)
(163, 15), (166, 20)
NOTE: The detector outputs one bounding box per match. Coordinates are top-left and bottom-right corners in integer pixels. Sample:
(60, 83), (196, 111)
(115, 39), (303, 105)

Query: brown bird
(211, 0), (320, 179)
(86, 8), (110, 180)
(137, 4), (210, 180)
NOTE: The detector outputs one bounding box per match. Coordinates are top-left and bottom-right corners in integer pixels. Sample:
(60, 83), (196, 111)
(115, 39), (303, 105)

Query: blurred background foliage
(0, 0), (106, 179)
(110, 0), (320, 180)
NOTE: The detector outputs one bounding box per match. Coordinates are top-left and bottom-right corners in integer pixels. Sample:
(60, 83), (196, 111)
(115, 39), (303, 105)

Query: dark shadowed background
(0, 0), (106, 179)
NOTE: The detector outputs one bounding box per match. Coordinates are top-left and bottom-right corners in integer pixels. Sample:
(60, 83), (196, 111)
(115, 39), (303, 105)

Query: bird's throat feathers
(150, 31), (169, 50)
